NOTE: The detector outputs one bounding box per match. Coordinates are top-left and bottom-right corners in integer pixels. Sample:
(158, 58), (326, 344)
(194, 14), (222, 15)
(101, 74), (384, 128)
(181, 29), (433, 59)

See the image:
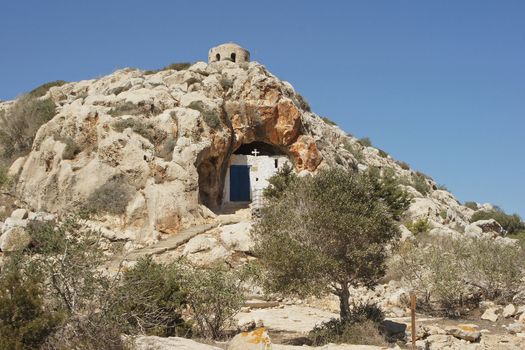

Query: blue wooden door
(230, 165), (250, 201)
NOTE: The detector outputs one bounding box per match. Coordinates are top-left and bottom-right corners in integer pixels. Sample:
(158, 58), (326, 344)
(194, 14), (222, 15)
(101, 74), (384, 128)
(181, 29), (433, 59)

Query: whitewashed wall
(223, 154), (291, 203)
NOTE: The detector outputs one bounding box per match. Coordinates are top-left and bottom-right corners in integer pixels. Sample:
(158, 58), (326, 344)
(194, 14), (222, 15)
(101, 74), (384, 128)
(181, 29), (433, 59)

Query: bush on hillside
(112, 118), (167, 145)
(309, 302), (386, 346)
(405, 218), (431, 234)
(144, 62), (191, 75)
(0, 165), (10, 190)
(470, 209), (525, 234)
(394, 234), (525, 313)
(83, 177), (134, 215)
(0, 256), (63, 350)
(464, 201), (478, 210)
(187, 101), (222, 129)
(412, 172), (431, 195)
(343, 141), (364, 163)
(28, 80), (67, 98)
(321, 116), (337, 126)
(358, 137), (372, 147)
(263, 163), (298, 200)
(180, 263), (245, 340)
(0, 95), (56, 160)
(111, 257), (190, 337)
(367, 167), (412, 220)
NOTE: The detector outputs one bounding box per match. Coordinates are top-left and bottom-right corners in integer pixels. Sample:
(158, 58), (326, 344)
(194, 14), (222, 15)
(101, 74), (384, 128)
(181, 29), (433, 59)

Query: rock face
(1, 46), (479, 243)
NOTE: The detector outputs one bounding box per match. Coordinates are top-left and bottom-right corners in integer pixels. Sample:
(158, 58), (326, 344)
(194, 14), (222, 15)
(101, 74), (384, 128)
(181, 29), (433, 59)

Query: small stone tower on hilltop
(208, 43), (250, 64)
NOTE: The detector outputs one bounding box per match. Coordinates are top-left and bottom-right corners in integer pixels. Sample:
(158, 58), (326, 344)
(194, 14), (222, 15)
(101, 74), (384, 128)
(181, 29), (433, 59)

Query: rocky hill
(1, 55), (485, 245)
(1, 45), (524, 350)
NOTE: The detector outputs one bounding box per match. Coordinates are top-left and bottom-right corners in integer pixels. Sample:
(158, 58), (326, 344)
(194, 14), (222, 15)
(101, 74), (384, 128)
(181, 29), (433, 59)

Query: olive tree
(252, 168), (399, 321)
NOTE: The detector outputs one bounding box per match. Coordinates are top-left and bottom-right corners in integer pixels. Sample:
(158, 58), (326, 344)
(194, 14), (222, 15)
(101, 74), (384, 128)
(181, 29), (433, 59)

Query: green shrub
(263, 163), (297, 200)
(112, 118), (167, 145)
(343, 141), (364, 163)
(0, 95), (56, 160)
(377, 149), (388, 158)
(412, 172), (431, 195)
(367, 167), (412, 221)
(437, 184), (448, 191)
(112, 257), (190, 337)
(406, 218), (431, 234)
(84, 178), (134, 215)
(394, 234), (525, 312)
(321, 117), (337, 126)
(28, 80), (67, 98)
(0, 256), (63, 349)
(187, 101), (222, 129)
(470, 209), (525, 234)
(180, 263), (245, 340)
(253, 168), (399, 322)
(466, 237), (524, 301)
(396, 161), (410, 170)
(464, 201), (478, 210)
(296, 93), (311, 112)
(0, 165), (10, 189)
(57, 136), (81, 160)
(309, 311), (386, 347)
(144, 62), (191, 75)
(108, 101), (144, 117)
(358, 137), (372, 147)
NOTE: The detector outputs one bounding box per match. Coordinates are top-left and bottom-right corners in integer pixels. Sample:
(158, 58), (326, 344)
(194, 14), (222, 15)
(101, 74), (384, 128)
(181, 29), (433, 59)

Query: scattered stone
(481, 307), (499, 322)
(228, 327), (271, 350)
(1, 217), (27, 233)
(445, 324), (481, 342)
(503, 304), (517, 318)
(10, 208), (28, 220)
(237, 316), (256, 332)
(0, 227), (31, 252)
(506, 322), (524, 334)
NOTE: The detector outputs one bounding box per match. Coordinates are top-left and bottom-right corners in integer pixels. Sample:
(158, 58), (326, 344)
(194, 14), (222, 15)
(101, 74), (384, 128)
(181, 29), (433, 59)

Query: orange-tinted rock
(290, 136), (323, 171)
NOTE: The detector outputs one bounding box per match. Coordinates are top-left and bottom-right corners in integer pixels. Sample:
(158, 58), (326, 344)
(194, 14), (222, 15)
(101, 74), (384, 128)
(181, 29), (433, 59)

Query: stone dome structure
(208, 43), (250, 64)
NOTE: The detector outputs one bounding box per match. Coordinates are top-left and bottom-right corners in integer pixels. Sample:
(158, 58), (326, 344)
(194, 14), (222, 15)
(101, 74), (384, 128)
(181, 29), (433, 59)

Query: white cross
(251, 149), (260, 157)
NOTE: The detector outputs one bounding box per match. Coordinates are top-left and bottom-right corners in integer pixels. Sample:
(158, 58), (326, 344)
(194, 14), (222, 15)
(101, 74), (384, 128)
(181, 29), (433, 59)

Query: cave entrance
(223, 141), (290, 205)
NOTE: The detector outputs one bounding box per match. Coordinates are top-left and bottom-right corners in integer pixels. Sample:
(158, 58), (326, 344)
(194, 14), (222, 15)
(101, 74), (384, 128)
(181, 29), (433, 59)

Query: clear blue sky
(1, 1), (524, 217)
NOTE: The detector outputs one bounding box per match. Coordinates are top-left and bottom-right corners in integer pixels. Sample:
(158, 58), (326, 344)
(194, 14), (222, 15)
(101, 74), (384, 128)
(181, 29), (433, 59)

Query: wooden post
(410, 292), (416, 349)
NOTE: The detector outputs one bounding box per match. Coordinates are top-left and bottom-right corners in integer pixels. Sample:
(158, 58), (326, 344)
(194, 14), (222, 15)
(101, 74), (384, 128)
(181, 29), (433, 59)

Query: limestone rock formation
(0, 47), (482, 244)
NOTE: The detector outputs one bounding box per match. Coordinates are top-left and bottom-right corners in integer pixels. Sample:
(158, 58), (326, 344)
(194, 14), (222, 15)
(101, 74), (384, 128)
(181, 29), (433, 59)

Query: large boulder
(0, 226), (31, 252)
(228, 328), (272, 350)
(220, 222), (253, 252)
(445, 324), (481, 342)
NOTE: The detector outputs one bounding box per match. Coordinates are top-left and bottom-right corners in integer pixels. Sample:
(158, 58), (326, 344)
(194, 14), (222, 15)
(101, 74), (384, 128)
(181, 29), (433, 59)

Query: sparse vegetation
(263, 163), (297, 200)
(358, 137), (372, 147)
(296, 93), (311, 112)
(309, 302), (386, 346)
(112, 118), (167, 145)
(405, 218), (431, 234)
(396, 160), (410, 170)
(112, 257), (190, 337)
(28, 80), (67, 98)
(394, 234), (525, 314)
(321, 116), (337, 126)
(367, 167), (412, 221)
(253, 168), (399, 322)
(412, 172), (431, 195)
(187, 101), (222, 129)
(144, 62), (191, 75)
(343, 141), (364, 163)
(180, 264), (245, 340)
(464, 201), (478, 210)
(470, 208), (525, 234)
(0, 165), (10, 189)
(0, 95), (56, 161)
(377, 149), (388, 158)
(108, 101), (145, 117)
(83, 177), (134, 215)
